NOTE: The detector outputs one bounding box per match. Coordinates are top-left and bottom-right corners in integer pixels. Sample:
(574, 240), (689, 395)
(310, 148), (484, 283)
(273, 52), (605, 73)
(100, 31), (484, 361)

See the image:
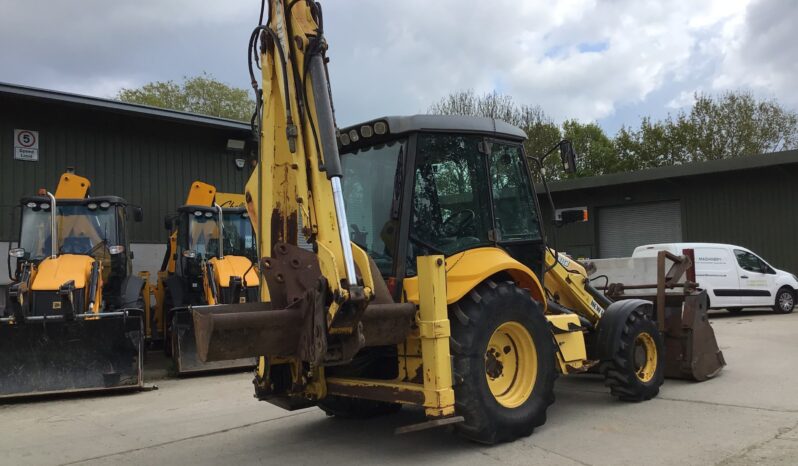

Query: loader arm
(543, 248), (605, 326)
(245, 0), (372, 327)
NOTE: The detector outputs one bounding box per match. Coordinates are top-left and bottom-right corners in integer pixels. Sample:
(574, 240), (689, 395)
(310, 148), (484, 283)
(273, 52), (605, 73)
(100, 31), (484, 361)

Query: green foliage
(117, 73), (254, 122)
(428, 90), (568, 179)
(429, 89), (798, 179)
(562, 120), (619, 178)
(616, 91), (798, 171)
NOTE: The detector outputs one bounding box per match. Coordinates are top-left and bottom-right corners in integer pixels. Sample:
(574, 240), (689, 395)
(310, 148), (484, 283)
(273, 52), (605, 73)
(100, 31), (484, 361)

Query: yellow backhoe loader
(1, 171), (146, 398)
(190, 0), (724, 444)
(151, 182), (259, 374)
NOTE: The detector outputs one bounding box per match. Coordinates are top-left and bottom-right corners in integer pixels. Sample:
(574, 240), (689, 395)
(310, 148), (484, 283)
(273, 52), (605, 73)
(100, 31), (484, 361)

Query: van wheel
(774, 287), (795, 314)
(450, 280), (557, 444)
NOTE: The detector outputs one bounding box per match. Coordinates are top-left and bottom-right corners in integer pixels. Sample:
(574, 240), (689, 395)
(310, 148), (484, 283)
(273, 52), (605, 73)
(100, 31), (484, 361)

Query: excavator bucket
(661, 291), (726, 381)
(0, 313), (143, 399)
(171, 308), (256, 374)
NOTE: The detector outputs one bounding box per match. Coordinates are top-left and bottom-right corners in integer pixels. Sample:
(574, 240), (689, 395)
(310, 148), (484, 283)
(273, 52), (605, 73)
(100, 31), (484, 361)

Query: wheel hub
(779, 293), (793, 311)
(485, 348), (504, 379)
(633, 332), (658, 383)
(484, 321), (538, 408)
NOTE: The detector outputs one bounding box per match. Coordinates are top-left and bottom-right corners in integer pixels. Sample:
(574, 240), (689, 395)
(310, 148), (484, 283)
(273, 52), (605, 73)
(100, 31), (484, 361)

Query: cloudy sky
(1, 0), (795, 133)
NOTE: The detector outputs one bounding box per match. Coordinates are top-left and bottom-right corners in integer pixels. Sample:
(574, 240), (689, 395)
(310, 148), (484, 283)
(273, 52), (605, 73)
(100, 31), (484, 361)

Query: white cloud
(713, 0), (798, 108)
(667, 91), (697, 109)
(2, 0), (791, 131)
(324, 0), (753, 124)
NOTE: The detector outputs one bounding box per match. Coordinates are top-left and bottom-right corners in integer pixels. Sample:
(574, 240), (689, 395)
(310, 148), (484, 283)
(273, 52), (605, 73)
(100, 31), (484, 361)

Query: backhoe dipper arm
(245, 1), (370, 323)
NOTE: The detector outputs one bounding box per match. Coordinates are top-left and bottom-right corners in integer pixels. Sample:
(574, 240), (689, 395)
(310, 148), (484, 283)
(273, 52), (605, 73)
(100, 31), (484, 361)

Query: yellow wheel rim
(633, 332), (658, 383)
(485, 321), (537, 408)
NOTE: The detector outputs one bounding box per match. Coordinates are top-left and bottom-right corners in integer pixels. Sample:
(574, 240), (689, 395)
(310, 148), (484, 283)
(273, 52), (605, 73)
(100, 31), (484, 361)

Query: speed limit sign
(14, 129), (39, 161)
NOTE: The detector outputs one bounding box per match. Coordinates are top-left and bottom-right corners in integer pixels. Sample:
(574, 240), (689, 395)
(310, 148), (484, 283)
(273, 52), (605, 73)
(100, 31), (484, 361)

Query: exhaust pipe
(214, 203), (224, 259)
(45, 191), (57, 259)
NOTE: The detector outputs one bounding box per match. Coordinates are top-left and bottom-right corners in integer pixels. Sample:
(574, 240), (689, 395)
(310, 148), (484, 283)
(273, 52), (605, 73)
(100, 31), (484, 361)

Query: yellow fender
(403, 247), (546, 309)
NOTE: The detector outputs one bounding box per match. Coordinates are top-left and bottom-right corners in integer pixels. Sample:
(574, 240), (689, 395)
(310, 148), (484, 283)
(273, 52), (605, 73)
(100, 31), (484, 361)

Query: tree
(427, 90), (565, 178)
(562, 120), (618, 177)
(614, 117), (691, 171)
(117, 73), (255, 121)
(679, 91), (798, 160)
(428, 89), (521, 125)
(616, 91), (798, 169)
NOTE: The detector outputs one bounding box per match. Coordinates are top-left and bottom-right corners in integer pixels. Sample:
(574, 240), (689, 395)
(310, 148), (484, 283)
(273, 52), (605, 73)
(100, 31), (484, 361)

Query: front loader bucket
(0, 313), (143, 399)
(662, 291), (726, 381)
(172, 308), (257, 375)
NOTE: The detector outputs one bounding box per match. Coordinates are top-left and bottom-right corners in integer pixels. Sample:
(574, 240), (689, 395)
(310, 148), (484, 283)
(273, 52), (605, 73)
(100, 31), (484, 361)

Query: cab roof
(339, 114), (527, 150)
(20, 195), (130, 206)
(177, 205), (247, 213)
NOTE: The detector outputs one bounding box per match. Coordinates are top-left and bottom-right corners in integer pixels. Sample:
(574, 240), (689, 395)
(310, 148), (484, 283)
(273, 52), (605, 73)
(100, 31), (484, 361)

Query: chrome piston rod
(308, 51), (358, 286)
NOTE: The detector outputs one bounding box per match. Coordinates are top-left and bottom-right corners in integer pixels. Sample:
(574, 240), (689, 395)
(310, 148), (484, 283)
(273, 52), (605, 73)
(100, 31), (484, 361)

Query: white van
(632, 243), (798, 314)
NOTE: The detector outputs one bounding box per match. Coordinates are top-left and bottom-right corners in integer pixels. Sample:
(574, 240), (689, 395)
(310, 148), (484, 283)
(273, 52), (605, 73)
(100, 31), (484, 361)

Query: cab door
(734, 249), (776, 306)
(487, 140), (546, 276)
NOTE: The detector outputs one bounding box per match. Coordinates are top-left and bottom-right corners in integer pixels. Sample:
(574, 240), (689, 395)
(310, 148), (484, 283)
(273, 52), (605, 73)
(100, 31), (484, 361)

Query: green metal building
(1, 82), (252, 284)
(541, 149), (798, 273)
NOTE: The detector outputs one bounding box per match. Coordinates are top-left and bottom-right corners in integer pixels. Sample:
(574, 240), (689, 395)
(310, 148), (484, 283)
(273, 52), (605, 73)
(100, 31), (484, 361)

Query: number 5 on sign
(14, 129), (39, 162)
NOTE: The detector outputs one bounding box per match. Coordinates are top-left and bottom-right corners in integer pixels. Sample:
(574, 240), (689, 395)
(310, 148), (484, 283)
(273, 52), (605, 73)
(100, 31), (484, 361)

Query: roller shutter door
(598, 201), (682, 258)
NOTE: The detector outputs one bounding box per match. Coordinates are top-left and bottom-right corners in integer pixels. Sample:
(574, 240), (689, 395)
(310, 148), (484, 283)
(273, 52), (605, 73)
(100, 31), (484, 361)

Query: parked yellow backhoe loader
(190, 0), (724, 444)
(151, 182), (259, 374)
(1, 171), (146, 398)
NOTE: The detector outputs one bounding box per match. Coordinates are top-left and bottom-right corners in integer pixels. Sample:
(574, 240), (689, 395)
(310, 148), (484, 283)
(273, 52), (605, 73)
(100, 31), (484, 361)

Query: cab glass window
(489, 143), (541, 241)
(409, 134), (492, 261)
(341, 139), (406, 276)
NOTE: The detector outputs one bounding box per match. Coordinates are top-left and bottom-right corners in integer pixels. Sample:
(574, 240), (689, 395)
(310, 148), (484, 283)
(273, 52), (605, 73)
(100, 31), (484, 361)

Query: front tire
(601, 307), (664, 402)
(450, 280), (557, 444)
(774, 287), (795, 314)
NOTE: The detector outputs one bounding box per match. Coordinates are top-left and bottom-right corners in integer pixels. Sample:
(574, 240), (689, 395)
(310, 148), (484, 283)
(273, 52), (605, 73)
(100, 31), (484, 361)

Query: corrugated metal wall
(680, 166), (798, 272)
(541, 160), (798, 273)
(0, 95), (250, 243)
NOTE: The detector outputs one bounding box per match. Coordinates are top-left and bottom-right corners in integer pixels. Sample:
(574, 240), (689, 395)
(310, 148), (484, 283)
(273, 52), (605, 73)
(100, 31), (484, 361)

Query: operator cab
(174, 205), (257, 264)
(11, 195), (142, 308)
(338, 115), (546, 296)
(169, 205), (258, 306)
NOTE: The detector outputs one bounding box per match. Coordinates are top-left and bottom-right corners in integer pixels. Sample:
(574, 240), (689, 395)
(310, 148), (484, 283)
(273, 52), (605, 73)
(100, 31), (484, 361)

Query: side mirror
(133, 206), (144, 223)
(164, 215), (174, 231)
(9, 247), (26, 258)
(559, 140), (577, 174)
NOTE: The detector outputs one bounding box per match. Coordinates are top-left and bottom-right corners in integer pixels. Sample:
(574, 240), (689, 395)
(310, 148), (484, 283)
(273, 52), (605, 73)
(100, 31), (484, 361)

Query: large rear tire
(450, 280), (557, 444)
(601, 307), (664, 401)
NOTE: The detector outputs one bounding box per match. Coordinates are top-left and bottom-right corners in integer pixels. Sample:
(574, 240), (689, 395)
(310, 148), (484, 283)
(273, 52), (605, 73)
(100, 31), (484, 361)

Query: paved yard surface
(1, 310), (797, 466)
